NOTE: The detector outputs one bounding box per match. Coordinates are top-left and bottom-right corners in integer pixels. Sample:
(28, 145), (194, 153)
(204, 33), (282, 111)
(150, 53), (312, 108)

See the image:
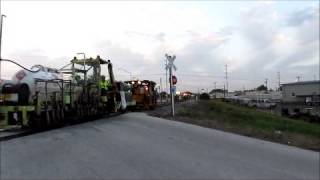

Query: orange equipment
(124, 80), (157, 110)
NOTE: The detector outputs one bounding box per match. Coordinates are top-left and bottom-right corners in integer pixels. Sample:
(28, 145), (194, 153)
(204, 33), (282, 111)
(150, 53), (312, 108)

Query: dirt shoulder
(148, 100), (320, 151)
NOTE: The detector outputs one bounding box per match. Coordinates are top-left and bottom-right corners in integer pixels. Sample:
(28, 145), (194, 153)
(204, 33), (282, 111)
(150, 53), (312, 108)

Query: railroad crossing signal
(165, 53), (177, 117)
(165, 54), (177, 71)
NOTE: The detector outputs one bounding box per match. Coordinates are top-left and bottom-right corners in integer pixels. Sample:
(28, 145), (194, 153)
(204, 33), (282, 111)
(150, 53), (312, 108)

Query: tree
(209, 89), (225, 94)
(256, 85), (267, 91)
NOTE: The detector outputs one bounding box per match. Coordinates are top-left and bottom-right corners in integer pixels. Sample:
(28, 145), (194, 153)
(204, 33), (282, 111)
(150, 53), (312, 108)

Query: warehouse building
(278, 80), (320, 118)
(281, 81), (320, 103)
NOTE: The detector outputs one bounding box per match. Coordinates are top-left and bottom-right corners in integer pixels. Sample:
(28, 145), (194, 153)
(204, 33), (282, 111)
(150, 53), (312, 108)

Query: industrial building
(278, 80), (320, 118)
(281, 81), (320, 103)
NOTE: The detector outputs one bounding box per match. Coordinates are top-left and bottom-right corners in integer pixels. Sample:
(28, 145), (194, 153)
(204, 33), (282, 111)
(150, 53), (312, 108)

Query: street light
(0, 14), (7, 80)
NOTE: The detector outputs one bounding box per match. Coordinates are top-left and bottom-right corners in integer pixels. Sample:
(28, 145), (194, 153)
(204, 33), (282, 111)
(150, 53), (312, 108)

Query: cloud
(1, 1), (318, 92)
(287, 7), (317, 26)
(228, 3), (319, 89)
(125, 31), (166, 42)
(239, 3), (281, 49)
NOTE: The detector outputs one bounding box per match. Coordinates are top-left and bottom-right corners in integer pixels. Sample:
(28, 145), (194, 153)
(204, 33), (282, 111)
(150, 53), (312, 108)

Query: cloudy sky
(0, 0), (319, 92)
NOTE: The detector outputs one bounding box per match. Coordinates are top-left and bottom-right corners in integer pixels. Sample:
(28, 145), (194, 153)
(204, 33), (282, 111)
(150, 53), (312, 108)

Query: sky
(0, 0), (319, 92)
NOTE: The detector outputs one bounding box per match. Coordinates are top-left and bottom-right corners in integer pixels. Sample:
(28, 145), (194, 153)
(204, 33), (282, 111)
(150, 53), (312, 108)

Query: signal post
(165, 54), (177, 117)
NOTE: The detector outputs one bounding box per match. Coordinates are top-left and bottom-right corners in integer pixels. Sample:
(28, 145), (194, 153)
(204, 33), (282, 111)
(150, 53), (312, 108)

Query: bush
(199, 93), (210, 100)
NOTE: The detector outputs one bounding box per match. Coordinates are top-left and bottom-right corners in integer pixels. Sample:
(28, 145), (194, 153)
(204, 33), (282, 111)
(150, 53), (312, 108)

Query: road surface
(1, 113), (319, 179)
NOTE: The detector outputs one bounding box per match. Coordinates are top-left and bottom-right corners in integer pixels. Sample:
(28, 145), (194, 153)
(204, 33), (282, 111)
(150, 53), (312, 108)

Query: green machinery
(0, 55), (120, 129)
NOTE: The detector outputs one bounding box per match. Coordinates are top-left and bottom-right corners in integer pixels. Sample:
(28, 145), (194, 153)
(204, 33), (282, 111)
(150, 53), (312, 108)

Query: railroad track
(0, 102), (186, 141)
(0, 112), (123, 142)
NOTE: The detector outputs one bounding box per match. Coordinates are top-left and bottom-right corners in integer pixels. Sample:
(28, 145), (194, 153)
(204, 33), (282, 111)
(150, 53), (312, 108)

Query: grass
(176, 100), (320, 150)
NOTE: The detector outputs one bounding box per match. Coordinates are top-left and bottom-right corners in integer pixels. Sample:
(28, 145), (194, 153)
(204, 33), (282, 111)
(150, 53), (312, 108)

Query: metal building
(278, 80), (320, 118)
(281, 81), (320, 103)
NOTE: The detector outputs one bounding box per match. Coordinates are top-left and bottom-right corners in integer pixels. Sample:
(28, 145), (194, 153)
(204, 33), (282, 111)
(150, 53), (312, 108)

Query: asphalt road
(1, 113), (319, 179)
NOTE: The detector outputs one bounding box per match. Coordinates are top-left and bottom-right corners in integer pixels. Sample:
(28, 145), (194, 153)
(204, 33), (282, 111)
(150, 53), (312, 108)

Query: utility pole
(165, 58), (168, 96)
(277, 71), (281, 91)
(197, 88), (200, 100)
(265, 78), (268, 91)
(214, 82), (217, 98)
(225, 64), (228, 96)
(296, 76), (301, 82)
(165, 54), (177, 117)
(160, 77), (162, 103)
(160, 77), (162, 92)
(0, 14), (6, 80)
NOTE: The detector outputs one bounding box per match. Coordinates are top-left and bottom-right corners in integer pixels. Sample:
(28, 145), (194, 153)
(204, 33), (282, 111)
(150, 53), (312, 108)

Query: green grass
(178, 100), (320, 138)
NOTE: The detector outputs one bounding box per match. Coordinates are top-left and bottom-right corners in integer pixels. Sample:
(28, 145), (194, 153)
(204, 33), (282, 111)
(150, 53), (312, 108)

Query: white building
(278, 80), (320, 117)
(281, 81), (320, 103)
